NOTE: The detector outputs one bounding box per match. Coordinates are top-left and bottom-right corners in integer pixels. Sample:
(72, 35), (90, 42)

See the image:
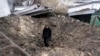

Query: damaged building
(68, 0), (100, 25)
(0, 0), (78, 17)
(0, 0), (52, 17)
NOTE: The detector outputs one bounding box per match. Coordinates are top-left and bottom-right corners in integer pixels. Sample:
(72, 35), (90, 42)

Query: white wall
(0, 0), (11, 17)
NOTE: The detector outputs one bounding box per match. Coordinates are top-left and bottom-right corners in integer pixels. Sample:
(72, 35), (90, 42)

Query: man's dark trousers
(44, 37), (51, 47)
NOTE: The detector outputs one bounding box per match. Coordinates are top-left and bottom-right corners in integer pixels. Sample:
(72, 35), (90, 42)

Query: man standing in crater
(42, 25), (52, 47)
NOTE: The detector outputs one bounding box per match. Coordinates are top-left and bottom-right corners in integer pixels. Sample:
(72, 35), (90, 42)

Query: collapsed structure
(0, 0), (79, 17)
(0, 0), (52, 17)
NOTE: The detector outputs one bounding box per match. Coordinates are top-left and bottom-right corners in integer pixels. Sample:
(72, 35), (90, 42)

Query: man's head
(45, 25), (49, 28)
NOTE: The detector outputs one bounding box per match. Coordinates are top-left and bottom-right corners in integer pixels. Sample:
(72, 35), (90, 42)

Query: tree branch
(0, 32), (31, 56)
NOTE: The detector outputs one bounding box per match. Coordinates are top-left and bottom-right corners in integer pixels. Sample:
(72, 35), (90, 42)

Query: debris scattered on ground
(0, 16), (100, 56)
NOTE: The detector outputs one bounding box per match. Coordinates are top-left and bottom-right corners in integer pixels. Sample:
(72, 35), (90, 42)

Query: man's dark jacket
(42, 27), (51, 39)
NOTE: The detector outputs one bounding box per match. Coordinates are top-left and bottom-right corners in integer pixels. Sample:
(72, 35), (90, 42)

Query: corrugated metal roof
(69, 1), (100, 8)
(68, 9), (96, 16)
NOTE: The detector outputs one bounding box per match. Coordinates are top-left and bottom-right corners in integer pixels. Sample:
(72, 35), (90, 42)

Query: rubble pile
(0, 16), (100, 56)
(40, 0), (77, 14)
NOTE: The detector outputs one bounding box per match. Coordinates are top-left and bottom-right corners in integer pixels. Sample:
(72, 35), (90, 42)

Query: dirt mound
(41, 0), (75, 14)
(0, 16), (100, 56)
